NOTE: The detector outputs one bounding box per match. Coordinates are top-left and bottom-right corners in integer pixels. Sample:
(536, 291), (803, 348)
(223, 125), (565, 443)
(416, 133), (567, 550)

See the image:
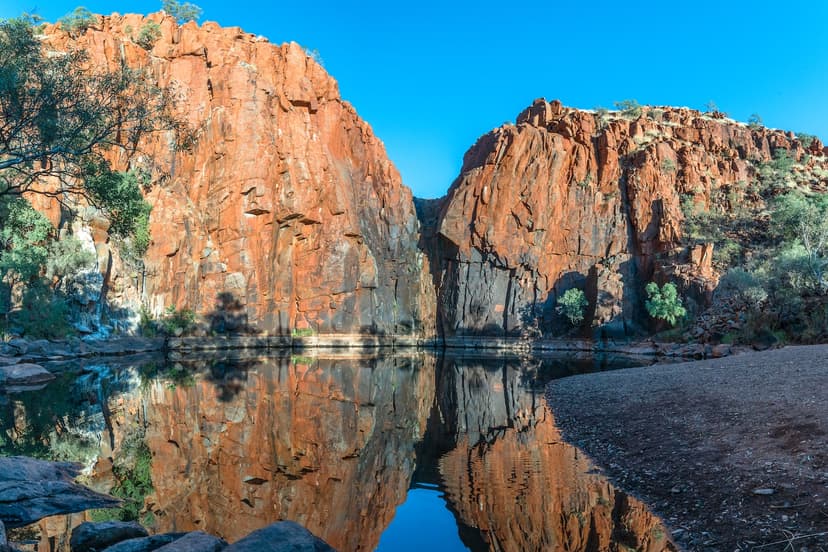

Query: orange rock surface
(428, 99), (824, 337)
(40, 14), (435, 336)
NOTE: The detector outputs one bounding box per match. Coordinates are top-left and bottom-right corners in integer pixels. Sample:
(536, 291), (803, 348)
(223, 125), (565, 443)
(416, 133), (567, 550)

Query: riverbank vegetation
(681, 148), (828, 345)
(0, 12), (182, 339)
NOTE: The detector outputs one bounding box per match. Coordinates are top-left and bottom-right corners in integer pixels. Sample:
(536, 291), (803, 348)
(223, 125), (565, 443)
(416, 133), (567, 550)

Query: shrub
(110, 432), (153, 521)
(136, 21), (161, 50)
(557, 288), (588, 325)
(162, 0), (202, 23)
(771, 192), (828, 292)
(747, 113), (763, 130)
(305, 48), (324, 67)
(57, 7), (97, 37)
(84, 164), (152, 242)
(645, 282), (686, 326)
(797, 133), (817, 148)
(9, 285), (74, 338)
(713, 239), (742, 268)
(594, 106), (610, 129)
(661, 158), (676, 173)
(614, 99), (642, 119)
(717, 268), (768, 305)
(160, 306), (196, 335)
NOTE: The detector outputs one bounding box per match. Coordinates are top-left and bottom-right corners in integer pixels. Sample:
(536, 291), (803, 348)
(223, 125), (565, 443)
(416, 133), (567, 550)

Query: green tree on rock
(0, 14), (175, 334)
(771, 192), (828, 293)
(645, 282), (686, 326)
(557, 288), (588, 325)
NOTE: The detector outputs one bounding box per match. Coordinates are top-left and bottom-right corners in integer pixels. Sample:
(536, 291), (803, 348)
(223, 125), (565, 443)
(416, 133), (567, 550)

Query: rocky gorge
(12, 12), (825, 347)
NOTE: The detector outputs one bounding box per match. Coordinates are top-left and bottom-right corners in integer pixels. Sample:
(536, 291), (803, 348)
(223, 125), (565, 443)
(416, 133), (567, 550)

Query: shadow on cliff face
(207, 292), (257, 335)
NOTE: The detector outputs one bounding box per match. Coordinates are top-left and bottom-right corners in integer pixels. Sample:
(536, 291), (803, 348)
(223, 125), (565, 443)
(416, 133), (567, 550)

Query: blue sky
(4, 1), (827, 198)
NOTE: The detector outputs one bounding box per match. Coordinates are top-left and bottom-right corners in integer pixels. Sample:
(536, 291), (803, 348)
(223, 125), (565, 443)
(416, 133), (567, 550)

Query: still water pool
(1, 351), (673, 551)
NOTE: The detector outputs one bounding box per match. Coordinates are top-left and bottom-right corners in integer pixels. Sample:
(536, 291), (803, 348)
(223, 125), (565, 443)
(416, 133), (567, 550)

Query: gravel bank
(545, 345), (828, 551)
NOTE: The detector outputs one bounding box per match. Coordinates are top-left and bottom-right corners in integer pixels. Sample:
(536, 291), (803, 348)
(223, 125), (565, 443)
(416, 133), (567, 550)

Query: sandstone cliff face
(429, 99), (826, 337)
(40, 14), (434, 336)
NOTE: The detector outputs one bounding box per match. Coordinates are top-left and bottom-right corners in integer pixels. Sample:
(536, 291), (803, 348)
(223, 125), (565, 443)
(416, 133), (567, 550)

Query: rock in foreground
(70, 521), (149, 552)
(0, 364), (55, 388)
(224, 522), (335, 552)
(0, 457), (119, 529)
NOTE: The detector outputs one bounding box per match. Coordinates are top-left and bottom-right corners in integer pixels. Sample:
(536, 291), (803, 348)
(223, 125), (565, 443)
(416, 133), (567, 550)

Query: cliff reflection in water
(139, 354), (434, 551)
(2, 352), (675, 551)
(425, 356), (676, 551)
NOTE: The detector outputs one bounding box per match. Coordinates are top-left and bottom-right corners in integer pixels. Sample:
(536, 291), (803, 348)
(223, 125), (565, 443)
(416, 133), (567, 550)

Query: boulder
(102, 534), (187, 552)
(0, 364), (55, 387)
(71, 521), (149, 552)
(4, 339), (27, 356)
(155, 532), (227, 552)
(224, 522), (334, 552)
(0, 457), (119, 529)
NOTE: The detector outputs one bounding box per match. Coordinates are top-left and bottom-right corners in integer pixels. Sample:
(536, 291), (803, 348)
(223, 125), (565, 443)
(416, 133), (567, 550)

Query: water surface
(1, 351), (675, 551)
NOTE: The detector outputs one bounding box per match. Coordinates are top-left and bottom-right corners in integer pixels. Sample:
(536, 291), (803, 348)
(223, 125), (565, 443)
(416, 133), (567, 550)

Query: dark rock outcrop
(154, 531), (227, 552)
(101, 534), (186, 552)
(70, 521), (149, 552)
(0, 364), (54, 388)
(0, 457), (119, 529)
(223, 522), (334, 552)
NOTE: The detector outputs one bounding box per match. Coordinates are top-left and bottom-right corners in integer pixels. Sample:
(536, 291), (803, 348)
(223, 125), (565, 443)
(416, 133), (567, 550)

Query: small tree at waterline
(645, 282), (686, 326)
(557, 288), (588, 325)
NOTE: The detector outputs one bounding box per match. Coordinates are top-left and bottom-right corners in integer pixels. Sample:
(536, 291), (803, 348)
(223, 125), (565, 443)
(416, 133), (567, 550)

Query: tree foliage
(136, 21), (161, 50)
(57, 7), (97, 37)
(162, 0), (203, 23)
(557, 288), (588, 325)
(0, 13), (176, 335)
(614, 99), (642, 119)
(771, 192), (828, 293)
(645, 282), (686, 326)
(0, 15), (169, 200)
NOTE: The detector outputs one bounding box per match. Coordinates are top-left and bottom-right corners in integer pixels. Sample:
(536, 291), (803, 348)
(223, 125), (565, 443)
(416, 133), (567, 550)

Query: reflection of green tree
(112, 431), (153, 522)
(138, 361), (195, 390)
(0, 372), (97, 461)
(89, 431), (154, 525)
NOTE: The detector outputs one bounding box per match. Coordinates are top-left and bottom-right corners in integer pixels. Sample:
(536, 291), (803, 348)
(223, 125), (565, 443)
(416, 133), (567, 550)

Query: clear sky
(3, 0), (827, 198)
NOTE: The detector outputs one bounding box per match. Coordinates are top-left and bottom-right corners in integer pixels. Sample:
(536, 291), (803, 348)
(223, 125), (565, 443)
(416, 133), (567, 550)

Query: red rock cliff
(41, 13), (435, 336)
(428, 99), (826, 338)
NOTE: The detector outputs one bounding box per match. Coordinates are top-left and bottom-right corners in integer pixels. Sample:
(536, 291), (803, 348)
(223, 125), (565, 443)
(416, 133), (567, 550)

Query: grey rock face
(70, 521), (149, 552)
(154, 532), (227, 552)
(224, 522), (335, 552)
(0, 457), (119, 529)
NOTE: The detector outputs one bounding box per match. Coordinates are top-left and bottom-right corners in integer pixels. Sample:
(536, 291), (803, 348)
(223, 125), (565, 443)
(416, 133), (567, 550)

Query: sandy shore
(545, 345), (828, 551)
